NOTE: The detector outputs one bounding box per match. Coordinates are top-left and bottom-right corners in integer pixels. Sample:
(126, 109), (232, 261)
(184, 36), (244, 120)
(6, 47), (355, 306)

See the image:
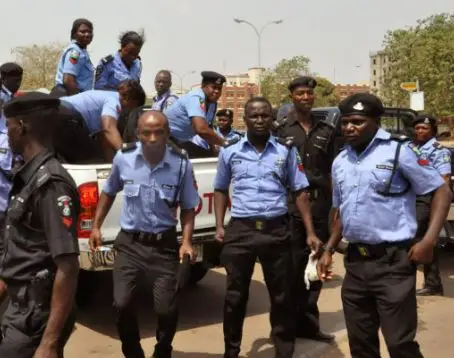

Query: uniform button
(306, 154), (310, 157)
(11, 196), (15, 200)
(356, 161), (360, 164)
(354, 184), (358, 187)
(6, 225), (9, 229)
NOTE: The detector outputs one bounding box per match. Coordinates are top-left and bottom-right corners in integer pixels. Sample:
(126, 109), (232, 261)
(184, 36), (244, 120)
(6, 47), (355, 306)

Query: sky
(1, 0), (452, 94)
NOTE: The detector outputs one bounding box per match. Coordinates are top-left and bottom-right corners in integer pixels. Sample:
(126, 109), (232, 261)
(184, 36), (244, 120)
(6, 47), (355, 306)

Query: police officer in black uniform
(0, 93), (80, 358)
(273, 76), (337, 342)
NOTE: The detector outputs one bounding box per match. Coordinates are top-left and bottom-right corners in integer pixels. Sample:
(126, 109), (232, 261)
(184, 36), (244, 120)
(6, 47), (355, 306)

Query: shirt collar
(153, 90), (172, 101)
(419, 137), (436, 150)
(345, 128), (390, 156)
(241, 134), (278, 151)
(18, 150), (55, 183)
(135, 142), (172, 169)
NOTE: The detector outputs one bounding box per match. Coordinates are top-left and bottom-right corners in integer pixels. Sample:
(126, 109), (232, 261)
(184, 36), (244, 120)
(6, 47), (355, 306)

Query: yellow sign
(400, 82), (418, 92)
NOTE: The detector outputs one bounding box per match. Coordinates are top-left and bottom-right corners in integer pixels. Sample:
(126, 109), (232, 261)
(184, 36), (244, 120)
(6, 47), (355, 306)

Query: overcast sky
(1, 0), (452, 93)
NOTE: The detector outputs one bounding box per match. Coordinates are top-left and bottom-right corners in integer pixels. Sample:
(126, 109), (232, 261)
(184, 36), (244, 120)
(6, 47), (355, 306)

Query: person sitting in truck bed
(54, 80), (146, 163)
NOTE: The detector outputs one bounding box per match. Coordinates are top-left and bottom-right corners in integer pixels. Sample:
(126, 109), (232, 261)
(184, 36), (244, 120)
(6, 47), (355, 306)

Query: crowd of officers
(0, 16), (452, 358)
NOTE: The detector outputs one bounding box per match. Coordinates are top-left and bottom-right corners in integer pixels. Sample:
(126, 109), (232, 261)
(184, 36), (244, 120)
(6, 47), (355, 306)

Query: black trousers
(0, 283), (76, 358)
(221, 216), (295, 358)
(416, 198), (443, 290)
(342, 243), (423, 358)
(291, 213), (329, 336)
(113, 230), (179, 358)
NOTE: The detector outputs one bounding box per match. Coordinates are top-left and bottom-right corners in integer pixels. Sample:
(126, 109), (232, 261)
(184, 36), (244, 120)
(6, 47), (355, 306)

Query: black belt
(348, 240), (413, 259)
(232, 214), (287, 231)
(122, 227), (176, 245)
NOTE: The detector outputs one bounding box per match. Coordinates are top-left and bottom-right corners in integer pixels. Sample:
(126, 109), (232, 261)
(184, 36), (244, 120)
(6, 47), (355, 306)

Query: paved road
(65, 250), (454, 357)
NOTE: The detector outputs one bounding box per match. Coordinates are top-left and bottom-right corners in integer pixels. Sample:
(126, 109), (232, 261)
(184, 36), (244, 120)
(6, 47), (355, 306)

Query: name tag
(0, 148), (7, 154)
(162, 184), (175, 190)
(376, 164), (393, 170)
(232, 160), (242, 165)
(124, 179), (134, 184)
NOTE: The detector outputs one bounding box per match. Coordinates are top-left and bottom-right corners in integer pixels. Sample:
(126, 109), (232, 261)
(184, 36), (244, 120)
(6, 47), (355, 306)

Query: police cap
(3, 92), (60, 118)
(339, 93), (384, 118)
(0, 62), (23, 76)
(288, 76), (317, 92)
(412, 114), (437, 128)
(217, 109), (233, 119)
(201, 71), (226, 85)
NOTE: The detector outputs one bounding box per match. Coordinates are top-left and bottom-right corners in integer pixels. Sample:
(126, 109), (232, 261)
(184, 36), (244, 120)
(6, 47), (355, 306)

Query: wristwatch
(322, 244), (336, 255)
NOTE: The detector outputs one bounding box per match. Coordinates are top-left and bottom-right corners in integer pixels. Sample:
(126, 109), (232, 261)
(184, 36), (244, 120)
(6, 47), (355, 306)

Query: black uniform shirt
(0, 150), (80, 283)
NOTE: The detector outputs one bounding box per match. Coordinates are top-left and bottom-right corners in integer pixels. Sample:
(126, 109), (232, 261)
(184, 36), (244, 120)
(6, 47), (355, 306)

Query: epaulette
(101, 55), (114, 65)
(232, 130), (244, 137)
(276, 136), (295, 148)
(167, 141), (188, 158)
(433, 141), (443, 149)
(272, 117), (288, 132)
(224, 136), (241, 148)
(120, 142), (137, 152)
(390, 134), (409, 142)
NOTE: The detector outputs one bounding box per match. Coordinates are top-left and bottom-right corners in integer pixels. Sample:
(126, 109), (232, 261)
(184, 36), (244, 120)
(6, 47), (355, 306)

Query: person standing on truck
(273, 76), (336, 343)
(94, 31), (144, 91)
(213, 96), (322, 358)
(89, 110), (199, 358)
(54, 80), (146, 163)
(51, 18), (94, 97)
(317, 93), (452, 358)
(152, 70), (178, 111)
(409, 114), (451, 296)
(0, 92), (80, 357)
(164, 71), (227, 157)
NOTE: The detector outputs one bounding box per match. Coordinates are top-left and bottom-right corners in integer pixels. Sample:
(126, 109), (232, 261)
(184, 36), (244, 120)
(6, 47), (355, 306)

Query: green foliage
(314, 77), (340, 107)
(12, 42), (65, 90)
(382, 13), (454, 116)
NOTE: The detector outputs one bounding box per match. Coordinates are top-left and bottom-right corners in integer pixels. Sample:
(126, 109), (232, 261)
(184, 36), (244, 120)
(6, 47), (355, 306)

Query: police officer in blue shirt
(214, 97), (322, 358)
(215, 109), (243, 142)
(409, 114), (451, 296)
(318, 93), (452, 358)
(164, 71), (227, 157)
(152, 70), (179, 111)
(89, 110), (199, 358)
(55, 80), (146, 163)
(94, 31), (144, 91)
(51, 18), (94, 97)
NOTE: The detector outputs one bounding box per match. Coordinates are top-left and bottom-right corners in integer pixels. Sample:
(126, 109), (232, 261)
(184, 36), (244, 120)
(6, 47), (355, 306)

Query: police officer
(215, 109), (243, 142)
(94, 31), (144, 91)
(52, 18), (94, 96)
(317, 93), (452, 358)
(409, 114), (451, 296)
(164, 71), (227, 157)
(89, 110), (199, 358)
(214, 97), (322, 358)
(152, 70), (179, 111)
(55, 80), (146, 163)
(273, 76), (336, 342)
(0, 92), (80, 358)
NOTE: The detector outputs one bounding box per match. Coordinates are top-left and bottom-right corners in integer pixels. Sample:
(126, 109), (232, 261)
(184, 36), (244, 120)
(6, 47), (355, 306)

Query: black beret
(0, 62), (23, 76)
(3, 92), (60, 118)
(412, 114), (437, 128)
(201, 71), (226, 85)
(338, 93), (384, 118)
(288, 76), (317, 92)
(216, 109), (233, 119)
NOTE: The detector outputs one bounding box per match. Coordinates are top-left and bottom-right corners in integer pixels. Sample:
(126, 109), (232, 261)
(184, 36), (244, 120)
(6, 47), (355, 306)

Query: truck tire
(188, 263), (209, 285)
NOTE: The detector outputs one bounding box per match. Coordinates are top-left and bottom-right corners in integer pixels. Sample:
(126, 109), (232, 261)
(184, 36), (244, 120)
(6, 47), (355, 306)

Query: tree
(382, 13), (454, 116)
(314, 77), (340, 107)
(12, 42), (65, 90)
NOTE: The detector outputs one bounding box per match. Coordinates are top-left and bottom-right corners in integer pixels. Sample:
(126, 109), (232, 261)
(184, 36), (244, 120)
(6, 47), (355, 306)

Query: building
(370, 50), (389, 96)
(335, 83), (370, 100)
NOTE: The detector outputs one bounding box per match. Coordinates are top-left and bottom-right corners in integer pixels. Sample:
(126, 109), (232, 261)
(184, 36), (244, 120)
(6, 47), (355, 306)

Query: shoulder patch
(68, 49), (80, 64)
(390, 134), (409, 142)
(121, 142), (137, 152)
(224, 136), (241, 148)
(276, 136), (295, 148)
(167, 141), (188, 158)
(433, 141), (443, 149)
(101, 55), (114, 65)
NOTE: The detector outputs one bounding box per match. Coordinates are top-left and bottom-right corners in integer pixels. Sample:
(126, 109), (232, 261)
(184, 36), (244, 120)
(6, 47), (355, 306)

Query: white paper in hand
(304, 251), (321, 290)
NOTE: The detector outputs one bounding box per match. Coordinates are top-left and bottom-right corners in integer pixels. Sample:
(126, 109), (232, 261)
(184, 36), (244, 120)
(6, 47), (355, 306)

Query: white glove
(304, 250), (321, 290)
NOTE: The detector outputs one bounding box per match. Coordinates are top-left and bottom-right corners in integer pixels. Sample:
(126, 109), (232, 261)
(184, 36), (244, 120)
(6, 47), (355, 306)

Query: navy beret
(3, 92), (60, 118)
(216, 109), (233, 118)
(0, 62), (23, 76)
(201, 71), (226, 85)
(412, 114), (437, 128)
(339, 93), (384, 118)
(288, 76), (317, 92)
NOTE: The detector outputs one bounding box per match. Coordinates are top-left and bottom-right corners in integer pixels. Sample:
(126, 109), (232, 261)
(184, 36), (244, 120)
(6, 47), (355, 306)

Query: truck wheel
(189, 263), (209, 285)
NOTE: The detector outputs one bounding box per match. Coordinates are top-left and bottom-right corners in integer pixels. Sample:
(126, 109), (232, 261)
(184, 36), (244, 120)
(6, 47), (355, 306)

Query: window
(226, 102), (234, 109)
(226, 91), (235, 98)
(237, 91), (245, 98)
(237, 102), (244, 109)
(373, 70), (376, 75)
(373, 59), (376, 65)
(373, 81), (377, 87)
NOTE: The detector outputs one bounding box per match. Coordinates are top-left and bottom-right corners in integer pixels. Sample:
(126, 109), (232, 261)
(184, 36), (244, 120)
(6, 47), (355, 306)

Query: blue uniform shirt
(55, 41), (94, 92)
(103, 143), (200, 233)
(164, 88), (217, 143)
(331, 129), (444, 244)
(60, 90), (121, 135)
(151, 91), (179, 111)
(190, 127), (243, 150)
(0, 85), (13, 124)
(94, 52), (142, 90)
(214, 136), (310, 219)
(0, 86), (14, 213)
(408, 137), (451, 176)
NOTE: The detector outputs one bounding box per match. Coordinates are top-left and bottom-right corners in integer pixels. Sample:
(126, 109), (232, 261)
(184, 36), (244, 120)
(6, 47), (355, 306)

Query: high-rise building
(370, 50), (389, 96)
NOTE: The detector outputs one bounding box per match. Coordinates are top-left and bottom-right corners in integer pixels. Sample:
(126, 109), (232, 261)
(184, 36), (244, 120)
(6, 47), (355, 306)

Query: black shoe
(297, 331), (335, 342)
(416, 287), (444, 296)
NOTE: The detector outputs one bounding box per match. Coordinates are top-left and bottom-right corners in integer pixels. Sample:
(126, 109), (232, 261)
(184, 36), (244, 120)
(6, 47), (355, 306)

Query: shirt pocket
(263, 162), (287, 192)
(370, 168), (407, 194)
(123, 184), (140, 215)
(232, 165), (249, 190)
(157, 184), (179, 208)
(312, 127), (333, 153)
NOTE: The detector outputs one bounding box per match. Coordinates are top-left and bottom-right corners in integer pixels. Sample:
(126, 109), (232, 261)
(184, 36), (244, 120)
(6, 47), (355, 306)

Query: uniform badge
(443, 154), (450, 163)
(275, 158), (285, 168)
(296, 152), (304, 172)
(57, 195), (73, 228)
(69, 49), (80, 65)
(199, 98), (206, 111)
(418, 158), (429, 166)
(0, 148), (7, 154)
(352, 102), (364, 111)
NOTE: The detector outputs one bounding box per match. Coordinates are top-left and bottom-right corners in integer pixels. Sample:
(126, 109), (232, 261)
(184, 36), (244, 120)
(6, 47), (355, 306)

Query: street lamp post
(234, 18), (283, 94)
(171, 70), (196, 94)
